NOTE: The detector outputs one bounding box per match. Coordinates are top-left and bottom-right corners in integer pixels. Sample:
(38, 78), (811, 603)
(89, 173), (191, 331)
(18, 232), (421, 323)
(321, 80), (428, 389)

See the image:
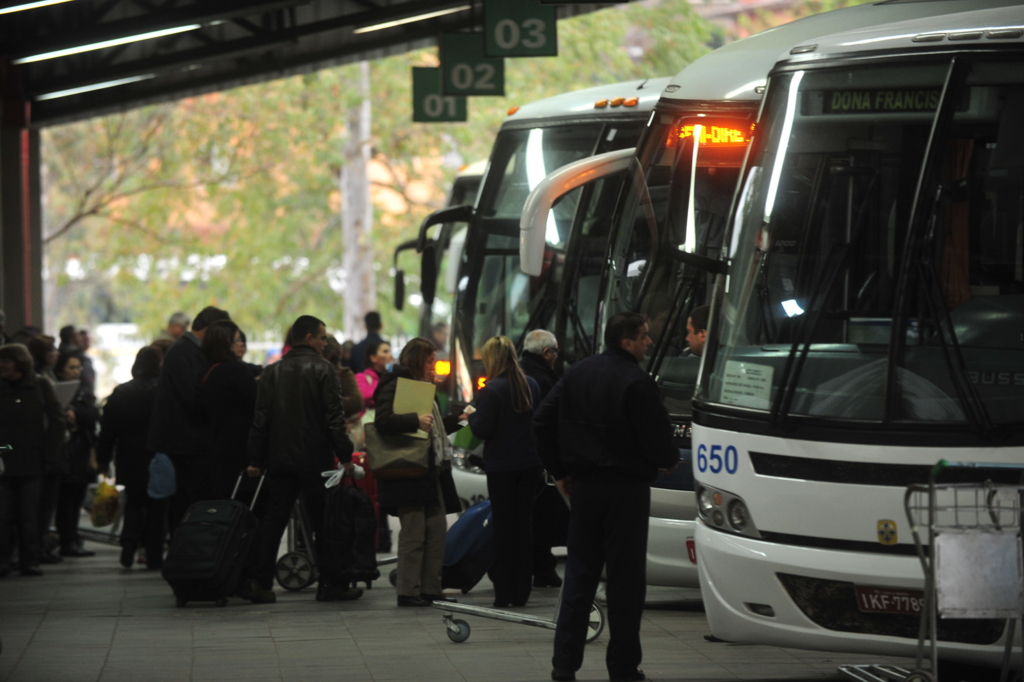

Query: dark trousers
(553, 478), (650, 676)
(55, 478), (88, 548)
(120, 484), (168, 568)
(167, 454), (214, 536)
(247, 473), (326, 589)
(533, 483), (570, 576)
(0, 475), (44, 568)
(486, 466), (539, 606)
(38, 474), (60, 553)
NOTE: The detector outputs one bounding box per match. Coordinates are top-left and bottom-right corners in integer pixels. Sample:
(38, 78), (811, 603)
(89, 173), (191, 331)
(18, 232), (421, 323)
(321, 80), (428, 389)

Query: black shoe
(421, 594), (457, 603)
(396, 595), (431, 607)
(238, 579), (276, 604)
(494, 600), (511, 609)
(534, 569), (563, 588)
(60, 546), (95, 558)
(316, 584), (363, 602)
(609, 669), (645, 681)
(551, 669), (576, 681)
(39, 552), (63, 565)
(20, 565), (44, 577)
(119, 543), (137, 568)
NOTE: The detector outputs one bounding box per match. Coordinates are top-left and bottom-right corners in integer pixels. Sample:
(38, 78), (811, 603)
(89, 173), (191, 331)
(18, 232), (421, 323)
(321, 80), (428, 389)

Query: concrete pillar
(0, 62), (43, 334)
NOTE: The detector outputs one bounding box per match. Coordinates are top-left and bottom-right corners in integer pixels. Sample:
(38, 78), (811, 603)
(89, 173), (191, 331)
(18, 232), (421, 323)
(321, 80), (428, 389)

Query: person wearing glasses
(520, 330), (568, 589)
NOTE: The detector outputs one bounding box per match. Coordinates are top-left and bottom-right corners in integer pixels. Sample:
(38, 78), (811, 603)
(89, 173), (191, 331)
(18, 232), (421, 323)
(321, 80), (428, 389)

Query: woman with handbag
(373, 337), (463, 607)
(467, 336), (542, 607)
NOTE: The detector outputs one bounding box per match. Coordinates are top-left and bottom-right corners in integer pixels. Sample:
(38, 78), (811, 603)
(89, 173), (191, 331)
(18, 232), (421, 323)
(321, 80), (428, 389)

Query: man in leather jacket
(533, 312), (678, 682)
(241, 315), (359, 604)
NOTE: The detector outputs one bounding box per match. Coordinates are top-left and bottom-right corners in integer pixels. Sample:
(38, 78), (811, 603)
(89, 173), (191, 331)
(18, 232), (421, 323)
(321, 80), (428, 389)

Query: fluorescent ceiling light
(0, 0), (73, 15)
(37, 74), (155, 101)
(14, 24), (201, 64)
(353, 5), (470, 34)
(781, 299), (805, 317)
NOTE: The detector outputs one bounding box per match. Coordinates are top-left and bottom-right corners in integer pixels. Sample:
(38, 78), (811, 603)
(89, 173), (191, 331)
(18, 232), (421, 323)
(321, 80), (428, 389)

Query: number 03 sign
(485, 0), (557, 58)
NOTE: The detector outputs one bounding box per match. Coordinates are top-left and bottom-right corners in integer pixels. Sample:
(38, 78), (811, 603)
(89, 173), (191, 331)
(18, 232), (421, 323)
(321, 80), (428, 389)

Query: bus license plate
(854, 585), (924, 614)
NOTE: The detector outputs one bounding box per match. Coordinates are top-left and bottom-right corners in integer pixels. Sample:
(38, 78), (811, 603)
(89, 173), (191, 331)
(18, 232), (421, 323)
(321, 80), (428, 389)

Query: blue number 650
(696, 444), (738, 474)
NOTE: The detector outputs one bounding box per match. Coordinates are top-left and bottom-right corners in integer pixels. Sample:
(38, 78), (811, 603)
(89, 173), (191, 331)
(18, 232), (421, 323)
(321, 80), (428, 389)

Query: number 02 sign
(412, 67), (467, 123)
(485, 0), (557, 58)
(440, 33), (505, 97)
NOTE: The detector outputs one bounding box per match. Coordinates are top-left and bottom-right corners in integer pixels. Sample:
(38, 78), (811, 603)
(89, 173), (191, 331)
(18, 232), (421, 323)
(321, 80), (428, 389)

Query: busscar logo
(877, 519), (898, 545)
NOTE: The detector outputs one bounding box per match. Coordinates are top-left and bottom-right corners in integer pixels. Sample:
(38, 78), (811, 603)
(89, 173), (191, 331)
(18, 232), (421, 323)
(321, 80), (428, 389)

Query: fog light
(712, 492), (723, 506)
(728, 499), (750, 530)
(746, 603), (775, 618)
(712, 510), (725, 526)
(698, 487), (714, 515)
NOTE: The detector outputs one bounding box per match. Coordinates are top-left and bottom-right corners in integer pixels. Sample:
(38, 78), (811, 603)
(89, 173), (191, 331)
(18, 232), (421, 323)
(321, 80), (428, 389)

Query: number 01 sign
(412, 67), (467, 123)
(485, 0), (557, 58)
(440, 33), (505, 97)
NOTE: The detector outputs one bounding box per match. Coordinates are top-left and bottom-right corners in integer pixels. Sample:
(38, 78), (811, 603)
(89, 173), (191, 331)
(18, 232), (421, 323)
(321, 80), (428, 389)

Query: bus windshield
(705, 58), (1024, 429)
(455, 121), (643, 389)
(601, 109), (752, 416)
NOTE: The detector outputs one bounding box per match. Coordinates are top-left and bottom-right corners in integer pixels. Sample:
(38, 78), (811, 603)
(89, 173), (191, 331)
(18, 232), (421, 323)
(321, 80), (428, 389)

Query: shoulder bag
(363, 424), (430, 480)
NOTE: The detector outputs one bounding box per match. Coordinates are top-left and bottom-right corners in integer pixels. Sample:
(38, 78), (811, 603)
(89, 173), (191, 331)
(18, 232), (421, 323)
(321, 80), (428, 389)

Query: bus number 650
(697, 444), (739, 474)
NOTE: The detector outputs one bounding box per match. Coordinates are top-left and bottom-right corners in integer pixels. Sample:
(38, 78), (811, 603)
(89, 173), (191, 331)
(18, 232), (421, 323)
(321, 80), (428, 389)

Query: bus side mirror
(670, 247), (728, 275)
(421, 241), (438, 306)
(394, 269), (405, 311)
(417, 204), (474, 253)
(520, 148), (635, 276)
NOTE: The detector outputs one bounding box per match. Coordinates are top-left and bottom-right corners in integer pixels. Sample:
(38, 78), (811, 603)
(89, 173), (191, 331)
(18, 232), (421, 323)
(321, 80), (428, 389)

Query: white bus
(519, 0), (1020, 594)
(692, 5), (1024, 669)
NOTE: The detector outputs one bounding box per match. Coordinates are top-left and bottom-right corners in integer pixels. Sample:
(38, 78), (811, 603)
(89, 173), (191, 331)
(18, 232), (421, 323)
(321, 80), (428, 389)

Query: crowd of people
(0, 301), (709, 682)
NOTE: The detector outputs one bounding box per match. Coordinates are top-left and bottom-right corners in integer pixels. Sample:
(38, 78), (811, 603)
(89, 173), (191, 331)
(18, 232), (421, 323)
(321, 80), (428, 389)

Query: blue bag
(148, 452), (177, 499)
(442, 500), (493, 593)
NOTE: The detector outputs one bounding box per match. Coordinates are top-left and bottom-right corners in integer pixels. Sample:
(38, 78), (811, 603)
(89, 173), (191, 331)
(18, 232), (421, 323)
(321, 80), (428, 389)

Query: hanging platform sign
(440, 33), (505, 97)
(412, 67), (467, 122)
(485, 0), (557, 58)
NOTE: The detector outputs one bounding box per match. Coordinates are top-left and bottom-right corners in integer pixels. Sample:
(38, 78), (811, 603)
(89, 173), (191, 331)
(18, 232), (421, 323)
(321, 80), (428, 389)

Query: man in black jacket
(533, 312), (679, 682)
(521, 329), (567, 588)
(241, 315), (359, 604)
(147, 306), (230, 532)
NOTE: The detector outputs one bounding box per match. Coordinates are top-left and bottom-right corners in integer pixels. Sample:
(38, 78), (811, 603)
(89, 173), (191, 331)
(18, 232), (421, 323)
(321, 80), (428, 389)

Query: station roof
(0, 0), (615, 127)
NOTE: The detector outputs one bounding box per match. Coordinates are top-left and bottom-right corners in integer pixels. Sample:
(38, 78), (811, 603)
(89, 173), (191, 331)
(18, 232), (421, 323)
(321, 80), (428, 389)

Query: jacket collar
(602, 346), (640, 365)
(184, 331), (201, 347)
(287, 344), (321, 358)
(521, 351), (558, 378)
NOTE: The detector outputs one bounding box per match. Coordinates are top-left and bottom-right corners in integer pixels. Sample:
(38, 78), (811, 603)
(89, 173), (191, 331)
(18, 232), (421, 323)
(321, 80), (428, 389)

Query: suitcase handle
(232, 471), (266, 511)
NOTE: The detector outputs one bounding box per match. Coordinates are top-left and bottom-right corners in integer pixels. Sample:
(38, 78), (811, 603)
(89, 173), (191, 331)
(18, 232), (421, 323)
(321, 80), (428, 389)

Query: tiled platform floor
(0, 541), (916, 682)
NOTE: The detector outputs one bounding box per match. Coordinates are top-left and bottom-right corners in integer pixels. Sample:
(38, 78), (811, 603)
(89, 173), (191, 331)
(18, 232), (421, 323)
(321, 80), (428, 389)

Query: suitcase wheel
(586, 601), (606, 643)
(275, 552), (316, 591)
(176, 598), (187, 608)
(216, 598), (228, 607)
(388, 568), (397, 587)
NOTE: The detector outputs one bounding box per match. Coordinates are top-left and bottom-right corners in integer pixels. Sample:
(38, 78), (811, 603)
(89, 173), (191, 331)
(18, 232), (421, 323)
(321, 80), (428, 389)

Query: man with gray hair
(521, 330), (559, 399)
(520, 329), (567, 589)
(166, 312), (190, 341)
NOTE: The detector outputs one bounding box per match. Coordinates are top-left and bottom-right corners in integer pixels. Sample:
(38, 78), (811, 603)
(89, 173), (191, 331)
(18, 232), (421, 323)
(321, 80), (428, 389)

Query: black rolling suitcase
(163, 475), (264, 607)
(320, 478), (380, 588)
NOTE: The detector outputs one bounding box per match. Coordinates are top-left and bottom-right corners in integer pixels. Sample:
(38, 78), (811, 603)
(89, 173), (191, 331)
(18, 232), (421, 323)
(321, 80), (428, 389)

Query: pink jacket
(357, 368), (381, 409)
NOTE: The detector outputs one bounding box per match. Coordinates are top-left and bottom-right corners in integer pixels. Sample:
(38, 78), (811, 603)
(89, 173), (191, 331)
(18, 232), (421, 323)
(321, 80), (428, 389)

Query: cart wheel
(275, 552), (316, 591)
(176, 598), (187, 608)
(905, 671), (935, 682)
(389, 568), (397, 586)
(446, 618), (471, 643)
(585, 601), (606, 643)
(215, 597), (228, 607)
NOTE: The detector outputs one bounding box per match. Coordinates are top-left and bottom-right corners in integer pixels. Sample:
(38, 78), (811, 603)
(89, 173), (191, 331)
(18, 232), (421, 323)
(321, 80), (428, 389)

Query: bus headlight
(696, 482), (761, 539)
(728, 499), (750, 531)
(698, 487), (715, 515)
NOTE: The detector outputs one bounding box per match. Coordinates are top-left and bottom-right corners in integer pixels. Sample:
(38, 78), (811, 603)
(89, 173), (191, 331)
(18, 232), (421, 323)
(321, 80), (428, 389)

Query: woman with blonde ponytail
(468, 336), (542, 607)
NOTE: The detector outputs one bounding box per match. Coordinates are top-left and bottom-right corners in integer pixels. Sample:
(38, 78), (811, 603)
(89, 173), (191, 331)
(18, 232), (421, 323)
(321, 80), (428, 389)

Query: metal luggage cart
(840, 460), (1023, 682)
(274, 496), (397, 591)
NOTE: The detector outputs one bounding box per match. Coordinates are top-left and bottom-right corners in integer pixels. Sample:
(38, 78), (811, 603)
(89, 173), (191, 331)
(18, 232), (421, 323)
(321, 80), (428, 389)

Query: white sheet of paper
(53, 380), (80, 410)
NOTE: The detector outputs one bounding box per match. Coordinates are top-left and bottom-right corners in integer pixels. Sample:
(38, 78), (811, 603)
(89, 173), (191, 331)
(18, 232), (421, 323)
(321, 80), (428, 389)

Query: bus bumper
(695, 520), (1021, 668)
